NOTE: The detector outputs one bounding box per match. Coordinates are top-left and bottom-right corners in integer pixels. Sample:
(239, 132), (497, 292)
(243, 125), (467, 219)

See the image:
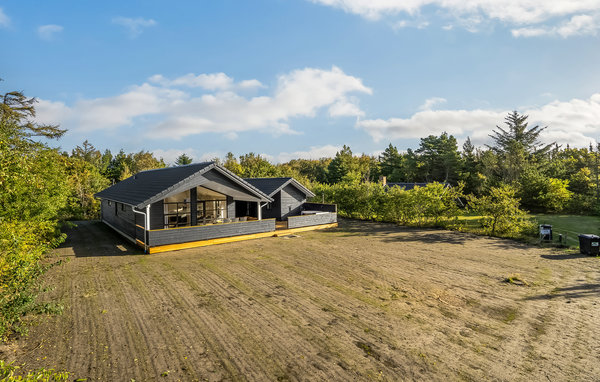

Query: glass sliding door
(163, 190), (191, 228)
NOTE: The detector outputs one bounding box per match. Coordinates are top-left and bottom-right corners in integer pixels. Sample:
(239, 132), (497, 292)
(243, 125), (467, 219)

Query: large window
(163, 187), (228, 229)
(197, 200), (227, 221)
(164, 190), (191, 228)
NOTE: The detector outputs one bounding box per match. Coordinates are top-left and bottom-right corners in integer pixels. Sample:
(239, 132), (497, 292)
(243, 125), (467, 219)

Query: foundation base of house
(146, 222), (338, 254)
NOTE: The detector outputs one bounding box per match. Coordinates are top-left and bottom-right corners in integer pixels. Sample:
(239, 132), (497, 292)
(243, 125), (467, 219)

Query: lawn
(3, 219), (600, 381)
(533, 214), (600, 247)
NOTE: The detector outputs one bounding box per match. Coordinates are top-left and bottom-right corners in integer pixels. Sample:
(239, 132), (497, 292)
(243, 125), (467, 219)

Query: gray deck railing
(148, 219), (276, 247)
(287, 212), (337, 229)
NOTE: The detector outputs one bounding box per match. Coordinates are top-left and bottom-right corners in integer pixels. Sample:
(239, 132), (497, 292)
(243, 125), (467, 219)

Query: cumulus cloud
(275, 145), (342, 163)
(36, 66), (371, 140)
(309, 0), (600, 36)
(419, 97), (447, 111)
(112, 16), (156, 38)
(148, 73), (265, 91)
(357, 94), (600, 147)
(512, 14), (600, 38)
(38, 24), (64, 41)
(0, 8), (9, 28)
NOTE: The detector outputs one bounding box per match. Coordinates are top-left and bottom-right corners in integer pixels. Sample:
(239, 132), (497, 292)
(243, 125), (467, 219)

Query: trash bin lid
(578, 234), (600, 239)
(540, 224), (552, 228)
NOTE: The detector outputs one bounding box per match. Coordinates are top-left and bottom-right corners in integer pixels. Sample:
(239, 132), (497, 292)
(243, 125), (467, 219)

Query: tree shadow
(524, 283), (600, 301)
(57, 220), (145, 257)
(334, 218), (529, 249)
(540, 253), (591, 260)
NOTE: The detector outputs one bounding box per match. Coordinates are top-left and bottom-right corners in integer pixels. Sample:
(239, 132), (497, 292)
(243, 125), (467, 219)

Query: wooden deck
(147, 222), (337, 254)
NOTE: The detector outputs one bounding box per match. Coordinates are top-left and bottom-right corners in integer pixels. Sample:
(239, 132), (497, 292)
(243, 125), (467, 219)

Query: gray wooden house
(95, 162), (336, 253)
(244, 177), (337, 229)
(243, 177), (315, 220)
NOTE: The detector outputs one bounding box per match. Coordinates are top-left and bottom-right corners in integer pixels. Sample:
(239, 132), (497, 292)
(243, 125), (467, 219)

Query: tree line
(1, 84), (599, 339)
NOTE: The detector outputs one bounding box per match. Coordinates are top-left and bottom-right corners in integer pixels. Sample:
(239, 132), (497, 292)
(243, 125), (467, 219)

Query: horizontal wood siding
(280, 184), (306, 220)
(150, 201), (164, 230)
(262, 192), (280, 220)
(227, 196), (235, 218)
(148, 219), (276, 247)
(287, 212), (337, 229)
(101, 199), (136, 239)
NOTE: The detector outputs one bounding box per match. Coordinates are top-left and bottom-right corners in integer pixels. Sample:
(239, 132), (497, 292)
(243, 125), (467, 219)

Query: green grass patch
(458, 213), (600, 248)
(532, 214), (600, 247)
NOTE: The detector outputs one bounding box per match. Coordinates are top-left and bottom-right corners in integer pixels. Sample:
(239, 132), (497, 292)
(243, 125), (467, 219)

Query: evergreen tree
(175, 153), (193, 166)
(487, 111), (554, 182)
(379, 143), (403, 182)
(327, 145), (359, 184)
(416, 132), (461, 183)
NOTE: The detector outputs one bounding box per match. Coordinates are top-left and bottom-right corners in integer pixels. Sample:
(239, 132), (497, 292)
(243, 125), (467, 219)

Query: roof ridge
(137, 161), (214, 174)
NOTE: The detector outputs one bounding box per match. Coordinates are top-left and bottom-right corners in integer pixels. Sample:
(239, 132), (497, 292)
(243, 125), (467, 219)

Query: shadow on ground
(524, 283), (600, 301)
(58, 220), (144, 257)
(333, 218), (529, 249)
(541, 253), (591, 260)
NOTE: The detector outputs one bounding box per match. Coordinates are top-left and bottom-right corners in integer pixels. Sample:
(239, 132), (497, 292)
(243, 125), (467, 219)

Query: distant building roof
(244, 177), (315, 198)
(386, 182), (430, 190)
(95, 162), (272, 208)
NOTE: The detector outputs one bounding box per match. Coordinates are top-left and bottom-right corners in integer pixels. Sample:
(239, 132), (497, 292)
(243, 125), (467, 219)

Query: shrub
(0, 220), (65, 339)
(468, 184), (534, 237)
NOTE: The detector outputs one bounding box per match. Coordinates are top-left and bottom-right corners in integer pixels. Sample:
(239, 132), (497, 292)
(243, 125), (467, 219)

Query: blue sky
(2, 0), (600, 164)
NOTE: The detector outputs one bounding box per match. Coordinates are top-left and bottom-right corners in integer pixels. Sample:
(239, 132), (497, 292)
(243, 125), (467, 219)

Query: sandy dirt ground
(1, 219), (599, 381)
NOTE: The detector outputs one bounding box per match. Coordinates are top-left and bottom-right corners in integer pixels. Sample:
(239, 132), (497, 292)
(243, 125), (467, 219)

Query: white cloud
(36, 66), (371, 140)
(238, 79), (265, 90)
(149, 73), (265, 91)
(38, 24), (64, 41)
(512, 14), (600, 38)
(310, 0), (600, 36)
(275, 144), (342, 162)
(419, 97), (447, 111)
(0, 8), (9, 28)
(37, 83), (187, 131)
(149, 73), (234, 90)
(112, 16), (156, 38)
(357, 93), (600, 147)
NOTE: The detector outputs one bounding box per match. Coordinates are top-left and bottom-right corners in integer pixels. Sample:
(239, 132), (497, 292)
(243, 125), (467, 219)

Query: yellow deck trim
(148, 222), (338, 254)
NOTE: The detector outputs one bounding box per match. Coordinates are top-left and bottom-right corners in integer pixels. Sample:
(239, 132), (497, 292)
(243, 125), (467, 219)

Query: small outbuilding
(243, 177), (316, 220)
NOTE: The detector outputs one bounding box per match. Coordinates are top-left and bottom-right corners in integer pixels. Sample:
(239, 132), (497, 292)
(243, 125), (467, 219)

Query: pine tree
(175, 153), (193, 166)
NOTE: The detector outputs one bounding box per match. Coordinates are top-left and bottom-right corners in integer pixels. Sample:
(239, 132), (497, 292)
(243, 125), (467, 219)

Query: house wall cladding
(148, 219), (276, 247)
(262, 192), (281, 220)
(101, 199), (136, 239)
(287, 212), (337, 229)
(149, 201), (164, 230)
(280, 184), (306, 220)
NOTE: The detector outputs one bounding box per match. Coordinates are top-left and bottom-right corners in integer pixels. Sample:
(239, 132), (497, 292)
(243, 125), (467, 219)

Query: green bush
(468, 184), (535, 237)
(311, 182), (463, 228)
(0, 220), (65, 339)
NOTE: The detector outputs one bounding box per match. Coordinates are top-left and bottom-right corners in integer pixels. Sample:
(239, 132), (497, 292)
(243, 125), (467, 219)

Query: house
(95, 162), (337, 253)
(244, 177), (337, 229)
(243, 177), (314, 219)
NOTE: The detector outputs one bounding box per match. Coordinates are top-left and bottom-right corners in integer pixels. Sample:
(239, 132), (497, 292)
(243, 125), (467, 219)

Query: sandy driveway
(2, 219), (599, 381)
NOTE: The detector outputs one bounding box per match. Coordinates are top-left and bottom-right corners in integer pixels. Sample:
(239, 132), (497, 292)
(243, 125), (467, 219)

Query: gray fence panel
(287, 212), (337, 229)
(149, 219), (276, 247)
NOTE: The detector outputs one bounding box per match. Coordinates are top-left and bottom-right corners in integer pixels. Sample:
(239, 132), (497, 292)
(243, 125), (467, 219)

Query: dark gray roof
(244, 177), (315, 198)
(95, 162), (272, 208)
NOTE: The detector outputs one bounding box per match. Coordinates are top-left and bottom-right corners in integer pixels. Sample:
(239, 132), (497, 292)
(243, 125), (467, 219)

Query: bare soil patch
(2, 219), (599, 381)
